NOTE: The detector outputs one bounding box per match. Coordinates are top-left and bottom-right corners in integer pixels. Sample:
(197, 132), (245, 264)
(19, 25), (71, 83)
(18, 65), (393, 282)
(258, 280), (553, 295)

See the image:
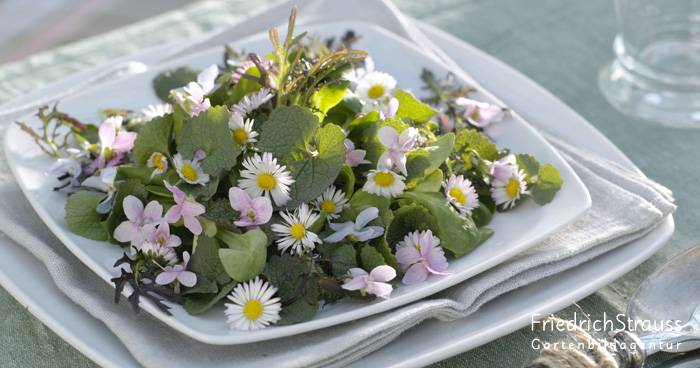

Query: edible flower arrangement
(18, 9), (562, 331)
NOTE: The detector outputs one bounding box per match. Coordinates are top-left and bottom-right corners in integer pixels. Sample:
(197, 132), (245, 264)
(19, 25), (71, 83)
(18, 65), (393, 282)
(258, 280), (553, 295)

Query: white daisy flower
(228, 111), (258, 149)
(490, 169), (528, 209)
(363, 168), (405, 198)
(231, 88), (273, 116)
(224, 277), (282, 331)
(173, 151), (210, 186)
(355, 71), (396, 105)
(271, 203), (322, 255)
(238, 152), (294, 206)
(147, 152), (169, 176)
(141, 103), (173, 122)
(443, 175), (479, 215)
(139, 241), (178, 266)
(314, 186), (348, 219)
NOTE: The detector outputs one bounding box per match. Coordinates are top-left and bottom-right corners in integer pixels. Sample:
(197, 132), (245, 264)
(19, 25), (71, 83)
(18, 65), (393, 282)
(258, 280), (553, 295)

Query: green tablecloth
(1, 1), (697, 366)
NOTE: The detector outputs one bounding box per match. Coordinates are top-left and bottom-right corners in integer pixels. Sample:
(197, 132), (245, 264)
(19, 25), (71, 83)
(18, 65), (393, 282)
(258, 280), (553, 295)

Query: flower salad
(19, 8), (563, 331)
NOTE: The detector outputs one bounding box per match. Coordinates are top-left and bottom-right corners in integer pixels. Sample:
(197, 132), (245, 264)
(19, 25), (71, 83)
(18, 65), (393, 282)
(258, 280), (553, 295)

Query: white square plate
(3, 22), (590, 344)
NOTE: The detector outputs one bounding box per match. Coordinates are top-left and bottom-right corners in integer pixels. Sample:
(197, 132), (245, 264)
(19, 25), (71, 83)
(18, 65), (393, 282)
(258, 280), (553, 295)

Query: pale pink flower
(344, 139), (369, 167)
(490, 154), (518, 183)
(143, 221), (181, 249)
(228, 186), (273, 228)
(90, 116), (137, 172)
(455, 97), (506, 128)
(172, 64), (218, 117)
(395, 230), (449, 285)
(113, 195), (163, 247)
(155, 251), (197, 287)
(379, 97), (399, 119)
(341, 265), (396, 299)
(377, 126), (419, 176)
(164, 181), (206, 235)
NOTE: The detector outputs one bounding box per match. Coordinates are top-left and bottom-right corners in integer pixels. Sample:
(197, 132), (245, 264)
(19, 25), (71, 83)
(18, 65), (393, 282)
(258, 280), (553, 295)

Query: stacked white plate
(0, 17), (673, 368)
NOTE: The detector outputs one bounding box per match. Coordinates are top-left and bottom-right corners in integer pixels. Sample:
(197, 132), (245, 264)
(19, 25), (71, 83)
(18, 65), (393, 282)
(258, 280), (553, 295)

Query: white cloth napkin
(0, 1), (675, 367)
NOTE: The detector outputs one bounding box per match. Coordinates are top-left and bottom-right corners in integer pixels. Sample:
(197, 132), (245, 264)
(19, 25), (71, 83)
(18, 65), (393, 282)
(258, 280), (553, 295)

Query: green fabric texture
(0, 0), (696, 366)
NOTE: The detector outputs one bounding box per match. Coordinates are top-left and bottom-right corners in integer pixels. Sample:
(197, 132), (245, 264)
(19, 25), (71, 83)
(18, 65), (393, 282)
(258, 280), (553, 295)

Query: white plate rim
(0, 18), (672, 368)
(1, 21), (591, 345)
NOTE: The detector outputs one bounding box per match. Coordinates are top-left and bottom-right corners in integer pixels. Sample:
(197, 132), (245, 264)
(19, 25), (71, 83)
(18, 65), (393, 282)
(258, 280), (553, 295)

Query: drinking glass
(599, 0), (700, 128)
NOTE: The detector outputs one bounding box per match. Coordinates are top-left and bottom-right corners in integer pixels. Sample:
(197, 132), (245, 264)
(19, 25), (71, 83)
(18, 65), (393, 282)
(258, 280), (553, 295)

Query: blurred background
(0, 0), (199, 63)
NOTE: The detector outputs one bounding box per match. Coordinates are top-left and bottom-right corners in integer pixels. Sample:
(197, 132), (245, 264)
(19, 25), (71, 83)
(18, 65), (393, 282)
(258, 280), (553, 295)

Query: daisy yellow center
(290, 223), (306, 240)
(367, 84), (385, 99)
(257, 174), (276, 190)
(233, 128), (248, 145)
(505, 178), (520, 198)
(415, 245), (422, 251)
(320, 199), (337, 213)
(181, 164), (198, 181)
(150, 154), (166, 170)
(449, 187), (467, 205)
(374, 172), (395, 187)
(243, 299), (264, 320)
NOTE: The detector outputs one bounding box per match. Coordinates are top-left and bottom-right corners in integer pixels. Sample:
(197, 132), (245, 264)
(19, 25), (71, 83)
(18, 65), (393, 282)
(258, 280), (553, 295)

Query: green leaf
(369, 236), (398, 270)
(188, 235), (229, 284)
(227, 67), (262, 105)
(263, 254), (310, 301)
(311, 80), (349, 118)
(257, 106), (319, 163)
(516, 153), (540, 182)
(183, 282), (236, 315)
(334, 165), (356, 197)
(360, 245), (385, 270)
(328, 243), (357, 277)
(177, 106), (240, 175)
(326, 97), (363, 125)
(181, 276), (218, 296)
(277, 275), (320, 326)
(454, 129), (499, 162)
(217, 228), (268, 282)
(203, 197), (237, 229)
(288, 123), (346, 204)
(132, 115), (173, 165)
(152, 67), (199, 101)
(394, 89), (436, 123)
(346, 190), (392, 225)
(406, 133), (454, 180)
(532, 164), (563, 205)
(65, 191), (108, 241)
(181, 175), (220, 201)
(411, 169), (444, 192)
(386, 204), (437, 248)
(402, 191), (491, 257)
(471, 201), (494, 227)
(105, 180), (148, 244)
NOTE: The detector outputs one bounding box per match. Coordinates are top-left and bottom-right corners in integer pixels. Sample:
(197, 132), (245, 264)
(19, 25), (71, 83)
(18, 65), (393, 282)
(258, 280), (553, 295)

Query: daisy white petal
(313, 186), (348, 219)
(490, 168), (528, 210)
(228, 111), (258, 150)
(355, 71), (396, 104)
(443, 174), (479, 215)
(224, 277), (282, 331)
(147, 152), (169, 176)
(271, 203), (321, 255)
(362, 168), (405, 198)
(238, 152), (294, 206)
(141, 103), (173, 122)
(173, 152), (210, 185)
